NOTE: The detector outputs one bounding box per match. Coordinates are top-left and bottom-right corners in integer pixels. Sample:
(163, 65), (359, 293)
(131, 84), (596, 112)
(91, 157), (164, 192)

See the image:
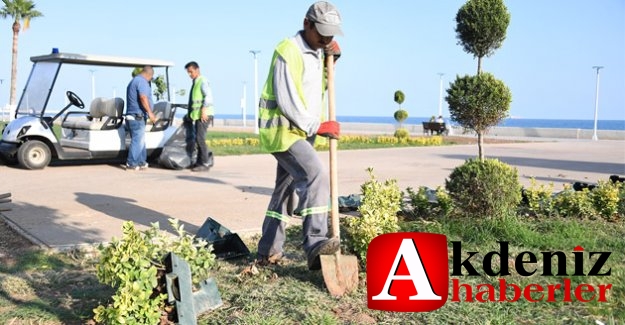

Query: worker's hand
(317, 121), (340, 140)
(201, 109), (209, 123)
(325, 41), (341, 62)
(148, 112), (157, 124)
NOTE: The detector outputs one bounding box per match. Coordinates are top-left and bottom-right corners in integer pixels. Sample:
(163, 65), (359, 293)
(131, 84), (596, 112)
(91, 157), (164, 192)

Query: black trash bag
(157, 124), (195, 170)
(158, 112), (216, 170)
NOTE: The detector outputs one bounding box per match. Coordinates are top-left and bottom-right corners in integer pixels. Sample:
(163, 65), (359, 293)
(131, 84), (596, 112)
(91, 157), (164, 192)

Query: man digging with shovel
(256, 1), (343, 271)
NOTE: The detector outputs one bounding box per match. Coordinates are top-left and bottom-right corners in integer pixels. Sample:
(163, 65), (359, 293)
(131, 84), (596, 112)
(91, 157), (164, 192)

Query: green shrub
(436, 186), (454, 217)
(394, 90), (405, 105)
(523, 178), (555, 216)
(617, 183), (625, 218)
(405, 186), (454, 218)
(405, 186), (430, 217)
(344, 168), (402, 264)
(445, 158), (521, 219)
(94, 219), (216, 324)
(394, 128), (410, 139)
(393, 109), (409, 124)
(93, 222), (164, 324)
(590, 180), (621, 220)
(553, 184), (596, 219)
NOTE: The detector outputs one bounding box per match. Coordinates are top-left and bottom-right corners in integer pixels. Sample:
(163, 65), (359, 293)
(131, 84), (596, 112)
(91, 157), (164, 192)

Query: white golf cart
(0, 51), (180, 169)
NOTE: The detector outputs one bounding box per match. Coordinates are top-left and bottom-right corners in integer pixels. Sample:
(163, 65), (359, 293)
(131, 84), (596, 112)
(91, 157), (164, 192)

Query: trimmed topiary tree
(393, 90), (409, 137)
(446, 72), (511, 160)
(394, 90), (405, 106)
(455, 0), (511, 74)
(393, 128), (410, 139)
(445, 158), (521, 219)
(393, 109), (408, 126)
(450, 0), (512, 160)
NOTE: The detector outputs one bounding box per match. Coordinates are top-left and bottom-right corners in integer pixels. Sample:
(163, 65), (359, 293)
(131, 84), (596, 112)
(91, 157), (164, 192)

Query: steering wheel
(66, 91), (85, 109)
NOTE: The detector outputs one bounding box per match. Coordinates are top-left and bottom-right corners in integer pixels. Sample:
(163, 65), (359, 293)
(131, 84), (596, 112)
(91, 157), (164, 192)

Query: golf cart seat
(149, 101), (174, 131)
(62, 97), (124, 131)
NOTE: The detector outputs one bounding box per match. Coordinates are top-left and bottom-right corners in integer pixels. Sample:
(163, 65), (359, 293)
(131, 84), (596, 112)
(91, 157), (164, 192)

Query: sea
(215, 115), (625, 131)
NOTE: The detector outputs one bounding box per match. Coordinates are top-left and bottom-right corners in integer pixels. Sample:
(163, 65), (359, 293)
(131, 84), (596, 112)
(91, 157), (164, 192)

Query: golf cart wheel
(18, 140), (51, 170)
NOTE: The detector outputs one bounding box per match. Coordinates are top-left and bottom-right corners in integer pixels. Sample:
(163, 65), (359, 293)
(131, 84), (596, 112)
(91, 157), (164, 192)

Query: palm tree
(0, 0), (43, 106)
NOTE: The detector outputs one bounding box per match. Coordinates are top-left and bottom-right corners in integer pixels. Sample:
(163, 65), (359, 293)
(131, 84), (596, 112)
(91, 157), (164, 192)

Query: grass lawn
(1, 124), (456, 157)
(1, 215), (622, 324)
(198, 216), (625, 324)
(0, 245), (113, 324)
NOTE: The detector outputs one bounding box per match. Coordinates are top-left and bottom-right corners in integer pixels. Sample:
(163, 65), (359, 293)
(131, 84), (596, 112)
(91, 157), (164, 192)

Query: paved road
(1, 139), (623, 249)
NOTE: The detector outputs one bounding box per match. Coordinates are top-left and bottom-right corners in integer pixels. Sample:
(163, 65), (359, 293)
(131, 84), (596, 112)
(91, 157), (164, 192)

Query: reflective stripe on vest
(258, 98), (292, 129)
(258, 39), (309, 153)
(189, 75), (214, 121)
(259, 98), (278, 109)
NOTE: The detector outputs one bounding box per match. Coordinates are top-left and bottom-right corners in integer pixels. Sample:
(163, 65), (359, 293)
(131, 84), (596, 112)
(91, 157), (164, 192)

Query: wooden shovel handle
(326, 55), (340, 240)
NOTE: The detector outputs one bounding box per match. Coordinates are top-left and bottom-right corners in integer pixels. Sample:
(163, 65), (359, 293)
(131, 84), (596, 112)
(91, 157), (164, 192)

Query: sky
(1, 0), (624, 120)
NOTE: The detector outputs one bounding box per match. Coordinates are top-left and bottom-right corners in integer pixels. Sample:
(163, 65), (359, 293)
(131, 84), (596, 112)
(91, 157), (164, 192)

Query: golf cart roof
(30, 52), (175, 68)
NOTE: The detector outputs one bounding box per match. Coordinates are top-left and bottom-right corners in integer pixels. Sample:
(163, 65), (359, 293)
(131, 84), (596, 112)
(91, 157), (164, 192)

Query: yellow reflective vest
(258, 39), (325, 153)
(189, 76), (214, 121)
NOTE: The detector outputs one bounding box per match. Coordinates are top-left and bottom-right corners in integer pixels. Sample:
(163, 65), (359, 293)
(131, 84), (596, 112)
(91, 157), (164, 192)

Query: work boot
(191, 164), (210, 172)
(307, 237), (340, 271)
(256, 252), (284, 267)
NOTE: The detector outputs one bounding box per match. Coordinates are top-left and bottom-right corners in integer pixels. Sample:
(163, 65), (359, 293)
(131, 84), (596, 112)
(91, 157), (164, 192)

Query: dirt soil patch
(0, 217), (36, 266)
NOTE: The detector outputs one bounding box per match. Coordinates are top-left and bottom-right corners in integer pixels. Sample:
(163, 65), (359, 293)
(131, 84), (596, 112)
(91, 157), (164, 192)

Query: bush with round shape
(445, 158), (521, 219)
(394, 128), (410, 139)
(393, 109), (408, 124)
(394, 90), (405, 106)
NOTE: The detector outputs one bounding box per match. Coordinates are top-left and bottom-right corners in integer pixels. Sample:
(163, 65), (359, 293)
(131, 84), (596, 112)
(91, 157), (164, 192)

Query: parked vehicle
(0, 51), (178, 169)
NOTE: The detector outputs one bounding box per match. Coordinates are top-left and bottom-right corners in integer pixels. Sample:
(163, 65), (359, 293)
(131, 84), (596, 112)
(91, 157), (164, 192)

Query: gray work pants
(257, 138), (330, 258)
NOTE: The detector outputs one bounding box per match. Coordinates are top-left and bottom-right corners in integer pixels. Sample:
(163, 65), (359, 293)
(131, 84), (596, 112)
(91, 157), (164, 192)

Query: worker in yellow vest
(256, 1), (343, 270)
(184, 61), (215, 172)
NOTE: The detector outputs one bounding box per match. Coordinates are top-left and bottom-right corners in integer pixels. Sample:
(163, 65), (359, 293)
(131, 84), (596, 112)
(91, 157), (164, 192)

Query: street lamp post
(241, 82), (247, 127)
(437, 73), (445, 117)
(591, 66), (603, 141)
(249, 50), (261, 134)
(89, 69), (97, 102)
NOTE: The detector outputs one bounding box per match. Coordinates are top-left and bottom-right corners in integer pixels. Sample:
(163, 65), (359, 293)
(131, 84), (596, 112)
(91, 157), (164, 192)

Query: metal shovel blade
(320, 253), (359, 297)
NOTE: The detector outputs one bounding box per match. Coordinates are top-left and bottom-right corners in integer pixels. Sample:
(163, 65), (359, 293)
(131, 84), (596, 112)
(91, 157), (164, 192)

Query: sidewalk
(1, 140), (623, 250)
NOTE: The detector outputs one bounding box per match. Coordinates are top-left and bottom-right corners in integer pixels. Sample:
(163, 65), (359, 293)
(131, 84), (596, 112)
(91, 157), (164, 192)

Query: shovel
(320, 54), (359, 297)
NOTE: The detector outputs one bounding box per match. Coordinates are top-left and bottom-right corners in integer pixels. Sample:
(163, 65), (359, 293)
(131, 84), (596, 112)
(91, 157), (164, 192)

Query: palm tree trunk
(477, 56), (482, 75)
(477, 130), (484, 161)
(10, 21), (21, 106)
